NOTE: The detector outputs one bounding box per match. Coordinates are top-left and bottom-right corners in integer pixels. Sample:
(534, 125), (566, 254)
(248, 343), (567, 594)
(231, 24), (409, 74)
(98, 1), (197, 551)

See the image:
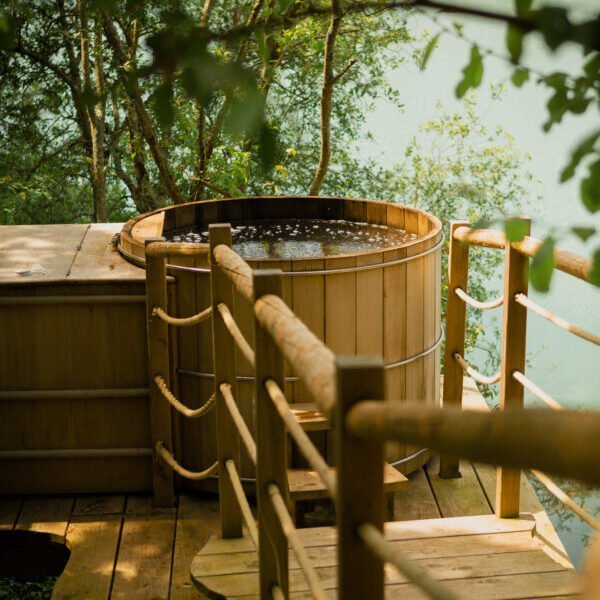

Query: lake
(358, 2), (600, 567)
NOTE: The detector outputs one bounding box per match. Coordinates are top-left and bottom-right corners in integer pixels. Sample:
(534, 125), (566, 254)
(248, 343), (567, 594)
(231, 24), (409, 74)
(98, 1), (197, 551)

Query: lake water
(358, 2), (600, 567)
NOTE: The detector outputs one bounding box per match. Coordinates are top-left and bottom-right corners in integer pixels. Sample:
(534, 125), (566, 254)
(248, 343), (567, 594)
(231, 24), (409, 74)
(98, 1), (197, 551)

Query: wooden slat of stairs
(190, 514), (580, 599)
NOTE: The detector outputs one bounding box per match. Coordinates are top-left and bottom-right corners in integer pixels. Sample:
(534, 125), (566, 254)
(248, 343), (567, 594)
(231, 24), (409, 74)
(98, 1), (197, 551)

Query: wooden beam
(253, 269), (290, 598)
(440, 221), (469, 479)
(209, 224), (243, 539)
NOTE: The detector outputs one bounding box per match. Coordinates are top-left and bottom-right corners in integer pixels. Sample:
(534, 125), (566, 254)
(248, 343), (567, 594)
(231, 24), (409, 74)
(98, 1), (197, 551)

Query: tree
(0, 0), (597, 289)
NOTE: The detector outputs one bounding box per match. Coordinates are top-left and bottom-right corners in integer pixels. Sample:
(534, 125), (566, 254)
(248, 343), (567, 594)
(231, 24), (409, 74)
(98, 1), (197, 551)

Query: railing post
(253, 269), (290, 599)
(336, 356), (385, 600)
(440, 220), (469, 479)
(209, 224), (242, 538)
(145, 237), (174, 507)
(496, 219), (530, 518)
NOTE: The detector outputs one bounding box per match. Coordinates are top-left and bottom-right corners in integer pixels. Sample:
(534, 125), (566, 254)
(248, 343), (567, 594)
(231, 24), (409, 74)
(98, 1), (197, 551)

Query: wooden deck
(0, 382), (580, 599)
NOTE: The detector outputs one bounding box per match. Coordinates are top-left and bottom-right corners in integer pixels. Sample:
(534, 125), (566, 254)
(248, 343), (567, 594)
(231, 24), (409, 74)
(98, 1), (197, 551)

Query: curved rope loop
(455, 287), (504, 310)
(217, 302), (256, 367)
(152, 305), (212, 327)
(154, 375), (216, 419)
(155, 441), (218, 480)
(454, 353), (501, 385)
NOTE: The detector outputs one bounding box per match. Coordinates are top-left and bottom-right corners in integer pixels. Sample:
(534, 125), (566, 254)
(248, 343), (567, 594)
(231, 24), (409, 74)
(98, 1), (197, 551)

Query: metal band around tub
(119, 232), (444, 275)
(177, 326), (444, 382)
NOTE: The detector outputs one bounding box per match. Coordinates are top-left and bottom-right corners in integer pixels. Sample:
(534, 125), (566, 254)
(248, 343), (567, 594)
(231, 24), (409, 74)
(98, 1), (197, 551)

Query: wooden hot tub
(119, 196), (443, 481)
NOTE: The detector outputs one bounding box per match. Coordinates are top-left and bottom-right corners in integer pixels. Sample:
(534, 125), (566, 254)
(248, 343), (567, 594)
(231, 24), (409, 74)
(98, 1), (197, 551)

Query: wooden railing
(144, 221), (600, 600)
(440, 219), (599, 519)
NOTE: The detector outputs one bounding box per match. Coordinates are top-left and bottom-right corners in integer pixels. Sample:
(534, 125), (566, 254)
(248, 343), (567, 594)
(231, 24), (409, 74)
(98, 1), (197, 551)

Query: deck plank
(72, 495), (126, 517)
(0, 498), (22, 529)
(170, 494), (221, 600)
(52, 514), (122, 599)
(110, 495), (176, 600)
(426, 455), (493, 517)
(394, 468), (440, 522)
(15, 497), (74, 537)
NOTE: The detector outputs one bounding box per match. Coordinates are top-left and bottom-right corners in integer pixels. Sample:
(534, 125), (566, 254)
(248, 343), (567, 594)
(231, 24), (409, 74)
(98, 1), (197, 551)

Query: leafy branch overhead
(0, 0), (598, 288)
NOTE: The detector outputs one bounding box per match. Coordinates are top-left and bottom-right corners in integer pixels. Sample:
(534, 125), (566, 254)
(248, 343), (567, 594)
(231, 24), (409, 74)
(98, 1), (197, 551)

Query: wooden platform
(0, 381), (579, 599)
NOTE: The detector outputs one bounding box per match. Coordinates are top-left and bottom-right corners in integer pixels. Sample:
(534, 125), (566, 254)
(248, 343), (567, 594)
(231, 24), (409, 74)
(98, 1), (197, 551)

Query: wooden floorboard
(15, 497), (74, 537)
(0, 498), (22, 529)
(0, 378), (576, 599)
(110, 495), (177, 600)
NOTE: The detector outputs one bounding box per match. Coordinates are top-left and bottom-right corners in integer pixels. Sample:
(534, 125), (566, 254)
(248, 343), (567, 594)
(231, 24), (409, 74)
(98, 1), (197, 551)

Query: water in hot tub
(167, 218), (417, 259)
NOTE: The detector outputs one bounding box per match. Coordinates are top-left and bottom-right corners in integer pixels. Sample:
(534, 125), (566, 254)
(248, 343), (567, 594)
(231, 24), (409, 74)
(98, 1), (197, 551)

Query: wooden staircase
(287, 403), (408, 525)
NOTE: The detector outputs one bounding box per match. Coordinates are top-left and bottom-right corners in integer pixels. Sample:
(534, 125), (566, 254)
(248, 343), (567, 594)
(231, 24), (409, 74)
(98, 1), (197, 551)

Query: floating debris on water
(167, 218), (417, 259)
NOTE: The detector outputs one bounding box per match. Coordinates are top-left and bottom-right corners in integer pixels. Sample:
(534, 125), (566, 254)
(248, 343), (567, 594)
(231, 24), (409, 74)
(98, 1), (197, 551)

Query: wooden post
(145, 237), (174, 507)
(496, 219), (530, 518)
(336, 356), (385, 600)
(209, 224), (242, 538)
(439, 221), (469, 479)
(253, 269), (289, 599)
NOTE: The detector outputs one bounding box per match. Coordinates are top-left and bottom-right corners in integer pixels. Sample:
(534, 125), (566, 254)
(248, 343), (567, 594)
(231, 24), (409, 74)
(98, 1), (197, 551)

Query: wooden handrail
(453, 226), (592, 283)
(254, 293), (337, 418)
(346, 402), (600, 487)
(145, 241), (210, 258)
(213, 243), (254, 304)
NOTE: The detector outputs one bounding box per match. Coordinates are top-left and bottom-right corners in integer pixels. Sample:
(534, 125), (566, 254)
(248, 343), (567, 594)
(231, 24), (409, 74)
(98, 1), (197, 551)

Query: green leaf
(505, 217), (529, 242)
(581, 160), (600, 213)
(560, 129), (600, 182)
(419, 33), (440, 71)
(0, 11), (16, 50)
(590, 248), (600, 286)
(515, 0), (533, 17)
(455, 46), (484, 98)
(530, 237), (555, 292)
(472, 216), (492, 230)
(255, 29), (269, 62)
(506, 25), (523, 64)
(511, 67), (529, 87)
(535, 7), (572, 51)
(152, 82), (174, 128)
(226, 88), (264, 135)
(572, 226), (596, 242)
(277, 0), (294, 13)
(258, 122), (277, 172)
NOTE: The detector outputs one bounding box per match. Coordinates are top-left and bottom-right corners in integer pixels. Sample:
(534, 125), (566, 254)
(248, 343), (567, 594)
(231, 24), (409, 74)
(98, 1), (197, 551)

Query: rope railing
(154, 375), (216, 418)
(530, 469), (600, 531)
(514, 293), (600, 347)
(265, 379), (336, 497)
(267, 483), (327, 600)
(213, 243), (254, 303)
(512, 371), (563, 411)
(254, 293), (337, 417)
(152, 305), (212, 327)
(217, 302), (256, 367)
(454, 287), (503, 310)
(220, 383), (257, 465)
(271, 585), (285, 600)
(358, 522), (460, 600)
(225, 459), (259, 548)
(453, 352), (501, 385)
(155, 441), (219, 481)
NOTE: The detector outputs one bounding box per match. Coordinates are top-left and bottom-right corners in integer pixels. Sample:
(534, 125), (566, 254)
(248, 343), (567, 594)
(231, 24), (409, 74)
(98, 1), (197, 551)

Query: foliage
(390, 95), (532, 364)
(0, 577), (56, 600)
(446, 0), (600, 289)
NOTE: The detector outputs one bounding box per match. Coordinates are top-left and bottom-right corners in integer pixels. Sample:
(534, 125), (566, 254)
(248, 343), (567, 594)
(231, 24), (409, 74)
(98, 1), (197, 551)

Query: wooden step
(190, 514), (580, 599)
(290, 403), (329, 431)
(288, 462), (407, 502)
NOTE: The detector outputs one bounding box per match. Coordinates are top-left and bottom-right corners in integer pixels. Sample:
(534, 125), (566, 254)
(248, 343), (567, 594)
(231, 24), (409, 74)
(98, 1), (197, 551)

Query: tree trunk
(309, 0), (342, 196)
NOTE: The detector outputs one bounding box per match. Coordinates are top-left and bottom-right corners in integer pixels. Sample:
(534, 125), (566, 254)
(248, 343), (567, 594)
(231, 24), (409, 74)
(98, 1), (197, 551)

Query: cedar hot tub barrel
(119, 196), (443, 484)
